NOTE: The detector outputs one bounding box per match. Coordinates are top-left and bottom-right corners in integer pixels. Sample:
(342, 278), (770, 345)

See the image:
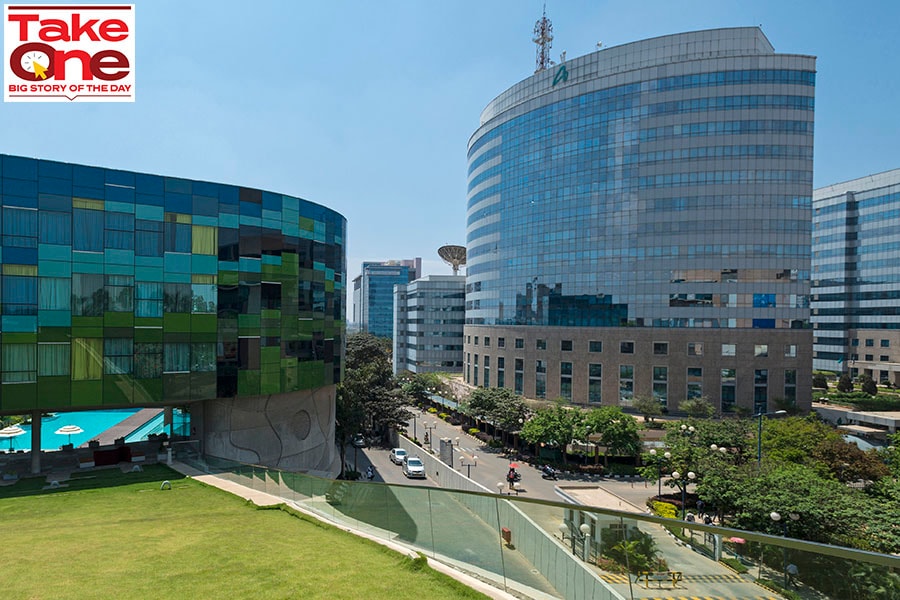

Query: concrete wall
(397, 436), (625, 600)
(201, 386), (336, 474)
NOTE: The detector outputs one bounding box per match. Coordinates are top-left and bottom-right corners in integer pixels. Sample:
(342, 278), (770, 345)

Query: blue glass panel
(38, 193), (71, 211)
(3, 207), (38, 247)
(105, 169), (135, 187)
(164, 252), (191, 274)
(2, 315), (37, 332)
(72, 209), (103, 252)
(164, 192), (191, 213)
(136, 193), (164, 207)
(164, 178), (191, 194)
(752, 319), (776, 328)
(38, 310), (71, 327)
(72, 165), (105, 189)
(105, 186), (135, 203)
(135, 173), (164, 195)
(3, 155), (37, 179)
(240, 201), (261, 218)
(37, 259), (71, 277)
(4, 247), (37, 264)
(191, 254), (217, 274)
(37, 160), (71, 180)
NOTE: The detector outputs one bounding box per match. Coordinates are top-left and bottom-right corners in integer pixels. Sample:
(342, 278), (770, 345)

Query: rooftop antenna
(533, 3), (554, 73)
(438, 245), (467, 276)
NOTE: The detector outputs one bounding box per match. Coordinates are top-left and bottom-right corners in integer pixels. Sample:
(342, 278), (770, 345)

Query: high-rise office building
(812, 169), (900, 383)
(352, 258), (421, 339)
(393, 275), (466, 374)
(465, 27), (814, 413)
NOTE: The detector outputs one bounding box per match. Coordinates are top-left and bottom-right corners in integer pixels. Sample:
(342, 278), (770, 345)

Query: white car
(389, 448), (408, 465)
(402, 456), (426, 478)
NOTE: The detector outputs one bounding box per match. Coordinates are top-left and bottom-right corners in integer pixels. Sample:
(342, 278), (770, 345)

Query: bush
(719, 557), (749, 573)
(837, 374), (853, 393)
(758, 578), (801, 600)
(427, 407), (438, 414)
(605, 463), (636, 476)
(438, 412), (449, 420)
(468, 427), (480, 435)
(860, 375), (878, 396)
(812, 374), (829, 390)
(650, 501), (678, 519)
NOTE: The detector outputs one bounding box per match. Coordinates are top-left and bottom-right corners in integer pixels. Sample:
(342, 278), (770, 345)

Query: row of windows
(637, 169), (811, 188)
(467, 356), (796, 405)
(1, 341), (217, 383)
(466, 338), (798, 358)
(639, 120), (812, 143)
(468, 68), (817, 169)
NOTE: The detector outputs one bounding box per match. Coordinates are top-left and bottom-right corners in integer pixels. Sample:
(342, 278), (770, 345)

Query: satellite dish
(438, 245), (467, 275)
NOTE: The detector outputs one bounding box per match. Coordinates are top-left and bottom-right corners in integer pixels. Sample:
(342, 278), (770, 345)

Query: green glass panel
(163, 373), (191, 402)
(71, 380), (102, 407)
(238, 370), (260, 396)
(260, 346), (280, 363)
(2, 332), (38, 344)
(260, 309), (280, 320)
(260, 371), (280, 395)
(38, 377), (71, 408)
(103, 375), (134, 405)
(297, 361), (324, 389)
(3, 382), (37, 411)
(190, 372), (216, 400)
(190, 314), (217, 333)
(134, 327), (162, 343)
(218, 270), (238, 286)
(104, 312), (134, 328)
(133, 378), (163, 403)
(163, 313), (190, 332)
(134, 317), (163, 328)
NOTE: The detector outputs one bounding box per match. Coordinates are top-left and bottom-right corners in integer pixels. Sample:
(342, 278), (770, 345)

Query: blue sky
(1, 0), (898, 285)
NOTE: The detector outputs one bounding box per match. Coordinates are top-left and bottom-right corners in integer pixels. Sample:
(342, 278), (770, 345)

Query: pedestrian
(786, 563), (799, 588)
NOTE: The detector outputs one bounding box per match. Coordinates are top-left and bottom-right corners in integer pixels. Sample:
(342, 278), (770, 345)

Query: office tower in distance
(353, 258), (421, 339)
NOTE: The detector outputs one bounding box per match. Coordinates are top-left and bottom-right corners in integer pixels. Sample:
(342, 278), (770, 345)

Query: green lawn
(0, 465), (488, 600)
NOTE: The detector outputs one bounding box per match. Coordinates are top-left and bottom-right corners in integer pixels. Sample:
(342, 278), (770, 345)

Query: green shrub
(468, 427), (480, 435)
(605, 463), (636, 476)
(650, 501), (677, 519)
(438, 412), (449, 420)
(758, 578), (801, 600)
(427, 407), (438, 414)
(719, 557), (748, 574)
(487, 438), (503, 448)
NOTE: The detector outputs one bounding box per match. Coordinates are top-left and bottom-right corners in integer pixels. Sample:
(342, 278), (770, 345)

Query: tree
(338, 332), (412, 471)
(678, 396), (716, 418)
(520, 402), (583, 465)
(812, 437), (890, 483)
(812, 373), (829, 390)
(633, 395), (663, 423)
(860, 374), (877, 396)
(583, 406), (641, 465)
(837, 373), (854, 393)
(463, 387), (528, 439)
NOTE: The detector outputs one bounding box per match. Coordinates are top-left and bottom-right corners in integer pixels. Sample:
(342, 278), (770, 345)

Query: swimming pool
(5, 409), (141, 451)
(124, 409), (189, 443)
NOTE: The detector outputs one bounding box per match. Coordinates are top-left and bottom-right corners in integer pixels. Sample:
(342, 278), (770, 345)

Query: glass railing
(186, 456), (900, 600)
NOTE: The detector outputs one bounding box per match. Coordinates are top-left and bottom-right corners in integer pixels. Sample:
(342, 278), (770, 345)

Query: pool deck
(86, 408), (163, 447)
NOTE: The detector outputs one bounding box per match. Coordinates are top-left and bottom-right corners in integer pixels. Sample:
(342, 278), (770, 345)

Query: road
(350, 407), (786, 600)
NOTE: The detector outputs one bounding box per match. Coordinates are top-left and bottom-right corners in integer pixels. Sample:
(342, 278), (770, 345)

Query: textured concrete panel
(202, 386), (336, 473)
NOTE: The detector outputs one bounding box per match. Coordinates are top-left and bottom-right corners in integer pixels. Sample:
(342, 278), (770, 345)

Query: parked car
(389, 448), (408, 464)
(351, 434), (366, 448)
(402, 456), (426, 479)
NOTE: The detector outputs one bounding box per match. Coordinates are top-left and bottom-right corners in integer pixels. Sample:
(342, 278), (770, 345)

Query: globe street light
(649, 448), (671, 499)
(770, 511), (800, 588)
(672, 470), (696, 520)
(462, 455), (477, 478)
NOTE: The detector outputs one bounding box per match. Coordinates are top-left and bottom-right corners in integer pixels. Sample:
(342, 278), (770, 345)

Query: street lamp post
(497, 482), (505, 495)
(671, 470), (696, 520)
(648, 449), (671, 499)
(462, 455), (477, 478)
(424, 422), (437, 452)
(770, 511), (800, 588)
(754, 410), (788, 469)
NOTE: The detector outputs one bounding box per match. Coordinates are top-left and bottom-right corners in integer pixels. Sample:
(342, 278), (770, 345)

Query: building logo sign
(552, 64), (568, 87)
(4, 4), (134, 102)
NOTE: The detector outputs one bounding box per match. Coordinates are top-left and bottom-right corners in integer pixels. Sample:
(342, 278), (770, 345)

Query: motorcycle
(540, 465), (558, 480)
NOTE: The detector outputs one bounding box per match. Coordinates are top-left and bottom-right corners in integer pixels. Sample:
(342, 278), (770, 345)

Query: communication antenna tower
(533, 4), (554, 73)
(438, 245), (467, 276)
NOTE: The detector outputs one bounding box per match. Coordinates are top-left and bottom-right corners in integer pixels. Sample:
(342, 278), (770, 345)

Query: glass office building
(812, 169), (900, 383)
(352, 258), (420, 340)
(465, 28), (814, 413)
(393, 275), (465, 374)
(0, 154), (345, 471)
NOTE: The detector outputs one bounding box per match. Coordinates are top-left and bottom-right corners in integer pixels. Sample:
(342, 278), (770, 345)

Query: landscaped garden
(0, 464), (486, 600)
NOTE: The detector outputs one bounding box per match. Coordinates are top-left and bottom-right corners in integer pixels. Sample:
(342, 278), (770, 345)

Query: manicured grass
(0, 465), (488, 600)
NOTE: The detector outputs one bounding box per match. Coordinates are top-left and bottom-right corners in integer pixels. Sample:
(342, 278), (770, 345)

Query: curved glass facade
(0, 154), (346, 413)
(465, 28), (814, 412)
